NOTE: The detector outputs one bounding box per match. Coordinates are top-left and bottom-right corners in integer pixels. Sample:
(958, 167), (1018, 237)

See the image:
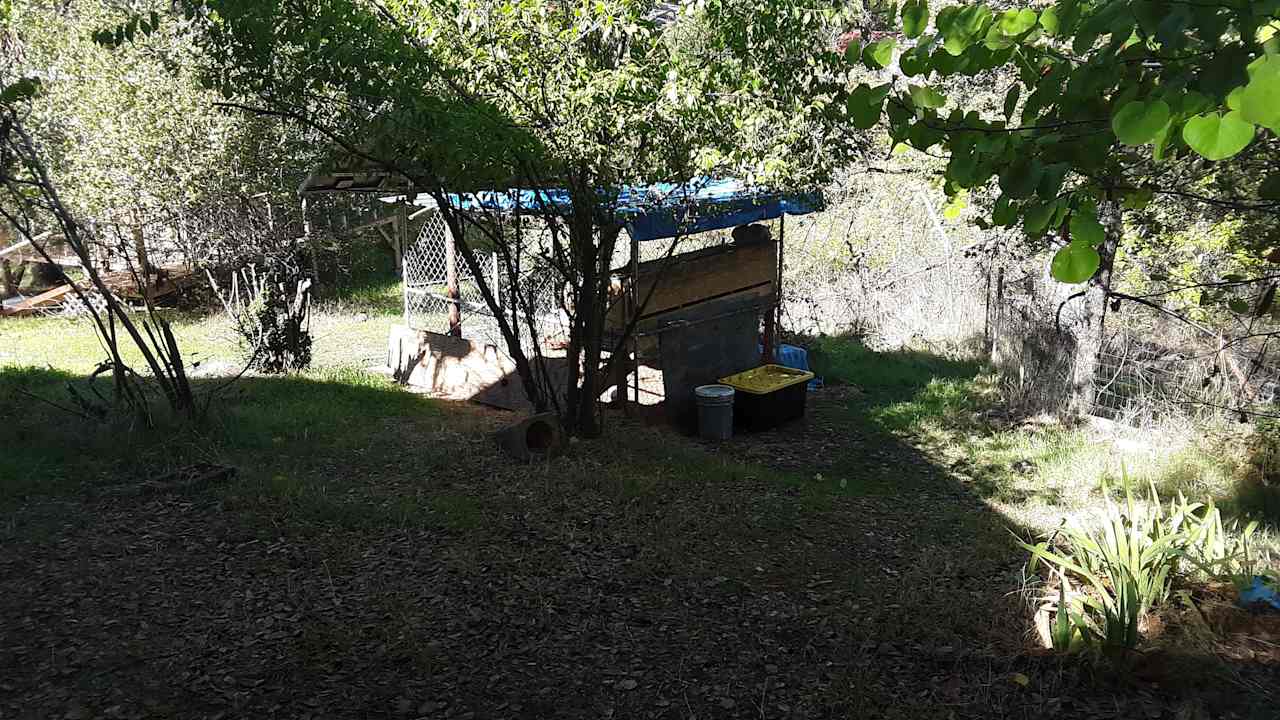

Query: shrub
(1172, 495), (1266, 589)
(210, 262), (313, 374)
(1023, 478), (1183, 653)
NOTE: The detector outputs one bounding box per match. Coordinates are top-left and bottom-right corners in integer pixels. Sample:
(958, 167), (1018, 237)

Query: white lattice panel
(402, 210), (564, 352)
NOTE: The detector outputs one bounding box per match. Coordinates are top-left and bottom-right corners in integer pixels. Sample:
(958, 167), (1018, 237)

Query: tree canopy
(186, 0), (868, 197)
(849, 0), (1280, 286)
(163, 0), (875, 435)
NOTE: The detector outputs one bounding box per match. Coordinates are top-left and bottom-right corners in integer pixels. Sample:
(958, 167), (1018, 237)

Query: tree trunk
(132, 225), (151, 300)
(433, 199), (548, 414)
(444, 210), (461, 336)
(573, 224), (621, 438)
(1067, 200), (1122, 415)
(1, 258), (16, 298)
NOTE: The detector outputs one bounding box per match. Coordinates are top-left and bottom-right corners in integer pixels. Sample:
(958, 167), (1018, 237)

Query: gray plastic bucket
(695, 384), (735, 441)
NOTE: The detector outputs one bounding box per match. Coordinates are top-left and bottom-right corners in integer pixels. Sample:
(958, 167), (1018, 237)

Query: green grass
(810, 334), (1280, 560)
(0, 311), (232, 374)
(0, 362), (457, 523)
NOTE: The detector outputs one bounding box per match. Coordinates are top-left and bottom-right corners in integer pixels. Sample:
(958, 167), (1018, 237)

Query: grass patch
(811, 335), (983, 400)
(0, 361), (446, 517)
(0, 311), (232, 374)
(809, 335), (1280, 547)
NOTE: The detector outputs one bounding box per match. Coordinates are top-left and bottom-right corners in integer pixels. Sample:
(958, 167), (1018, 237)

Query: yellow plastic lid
(718, 364), (815, 395)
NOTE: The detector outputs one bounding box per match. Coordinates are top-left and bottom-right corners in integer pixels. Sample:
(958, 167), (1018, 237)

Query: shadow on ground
(0, 352), (1272, 719)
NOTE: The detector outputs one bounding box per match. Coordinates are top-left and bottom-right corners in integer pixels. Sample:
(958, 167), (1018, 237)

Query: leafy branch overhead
(845, 0), (1280, 284)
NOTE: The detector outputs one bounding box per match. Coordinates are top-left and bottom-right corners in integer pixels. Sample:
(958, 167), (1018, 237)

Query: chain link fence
(987, 262), (1280, 424)
(402, 209), (566, 353)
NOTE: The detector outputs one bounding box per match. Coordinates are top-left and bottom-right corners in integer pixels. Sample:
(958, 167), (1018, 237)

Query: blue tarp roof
(402, 178), (822, 242)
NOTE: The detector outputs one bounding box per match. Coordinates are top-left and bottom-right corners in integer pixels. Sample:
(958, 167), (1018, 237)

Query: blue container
(759, 343), (823, 390)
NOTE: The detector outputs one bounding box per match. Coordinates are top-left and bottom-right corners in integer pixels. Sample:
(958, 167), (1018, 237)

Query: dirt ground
(1, 390), (1275, 719)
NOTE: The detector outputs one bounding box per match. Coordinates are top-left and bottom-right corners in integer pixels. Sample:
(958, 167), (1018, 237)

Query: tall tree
(184, 0), (867, 436)
(3, 0), (335, 275)
(854, 0), (1280, 409)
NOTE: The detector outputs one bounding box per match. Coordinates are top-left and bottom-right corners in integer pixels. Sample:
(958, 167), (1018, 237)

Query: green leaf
(899, 48), (930, 76)
(985, 25), (1015, 51)
(1024, 201), (1057, 235)
(943, 191), (967, 220)
(1003, 84), (1021, 118)
(1052, 582), (1073, 651)
(1183, 111), (1256, 161)
(1038, 163), (1069, 198)
(931, 48), (971, 75)
(908, 120), (945, 150)
(938, 4), (991, 56)
(1111, 100), (1171, 145)
(998, 9), (1037, 36)
(863, 38), (897, 69)
(909, 85), (947, 109)
(999, 158), (1044, 199)
(1226, 86), (1245, 111)
(1051, 242), (1102, 284)
(847, 84), (886, 129)
(1040, 7), (1060, 36)
(902, 0), (929, 39)
(992, 196), (1017, 226)
(1238, 55), (1280, 131)
(0, 77), (41, 105)
(1072, 28), (1098, 55)
(1228, 298), (1250, 314)
(1070, 209), (1105, 247)
(843, 38), (862, 63)
(1197, 45), (1250, 99)
(1152, 122), (1174, 162)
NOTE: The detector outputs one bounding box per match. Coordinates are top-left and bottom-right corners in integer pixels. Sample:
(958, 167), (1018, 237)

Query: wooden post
(400, 204), (411, 323)
(132, 225), (152, 301)
(983, 262), (993, 357)
(630, 232), (640, 405)
(444, 212), (462, 337)
(0, 221), (16, 297)
(394, 203), (408, 279)
(1, 258), (16, 299)
(762, 216), (783, 364)
(303, 197), (320, 287)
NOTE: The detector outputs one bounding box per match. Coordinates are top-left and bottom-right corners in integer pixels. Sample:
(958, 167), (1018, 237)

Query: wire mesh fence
(1091, 311), (1280, 425)
(986, 263), (1280, 424)
(401, 209), (566, 353)
(768, 169), (1278, 427)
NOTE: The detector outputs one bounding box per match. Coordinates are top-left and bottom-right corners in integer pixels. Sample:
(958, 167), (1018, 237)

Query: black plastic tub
(718, 364), (814, 431)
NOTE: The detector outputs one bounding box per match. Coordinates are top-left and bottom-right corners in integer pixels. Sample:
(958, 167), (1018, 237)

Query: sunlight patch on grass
(869, 375), (996, 433)
(1, 312), (235, 374)
(808, 335), (1277, 548)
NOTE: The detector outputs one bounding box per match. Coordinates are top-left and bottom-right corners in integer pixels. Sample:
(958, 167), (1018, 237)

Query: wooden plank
(612, 240), (776, 326)
(0, 231), (52, 258)
(0, 283), (74, 316)
(0, 239), (31, 258)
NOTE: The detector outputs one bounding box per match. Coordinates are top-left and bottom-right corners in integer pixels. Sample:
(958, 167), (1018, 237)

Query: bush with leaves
(210, 259), (312, 374)
(1025, 473), (1274, 655)
(849, 0), (1280, 412)
(1024, 479), (1183, 653)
